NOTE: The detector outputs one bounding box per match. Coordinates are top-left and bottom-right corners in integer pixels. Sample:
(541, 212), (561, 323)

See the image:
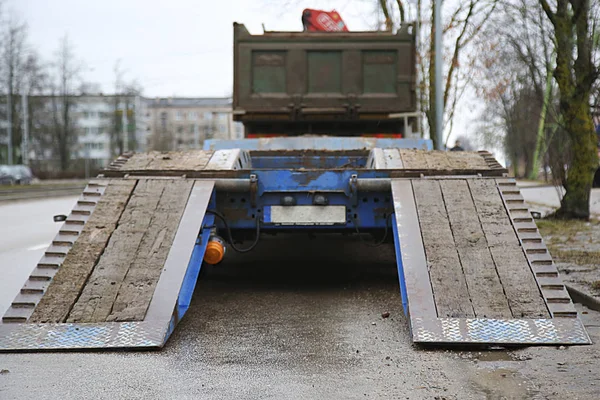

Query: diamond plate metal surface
(411, 317), (591, 345)
(0, 322), (167, 351)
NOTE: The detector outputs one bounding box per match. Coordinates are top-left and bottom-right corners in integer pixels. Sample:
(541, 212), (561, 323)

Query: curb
(566, 284), (600, 312)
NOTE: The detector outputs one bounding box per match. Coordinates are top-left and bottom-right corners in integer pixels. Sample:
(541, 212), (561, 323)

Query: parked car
(0, 165), (34, 185)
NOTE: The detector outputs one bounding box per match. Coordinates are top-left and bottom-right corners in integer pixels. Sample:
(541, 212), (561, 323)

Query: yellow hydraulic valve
(204, 235), (226, 265)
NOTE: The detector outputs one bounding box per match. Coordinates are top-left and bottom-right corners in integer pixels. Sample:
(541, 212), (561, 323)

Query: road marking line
(27, 243), (50, 251)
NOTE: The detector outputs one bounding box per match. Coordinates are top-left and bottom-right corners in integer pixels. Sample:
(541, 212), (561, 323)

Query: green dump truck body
(233, 23), (417, 136)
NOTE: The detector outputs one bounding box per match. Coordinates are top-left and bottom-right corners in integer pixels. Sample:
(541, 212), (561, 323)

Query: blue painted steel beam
(204, 137), (432, 151)
(392, 214), (408, 316)
(217, 192), (392, 229)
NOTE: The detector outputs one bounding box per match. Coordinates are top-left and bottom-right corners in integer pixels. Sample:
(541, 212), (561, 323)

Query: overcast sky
(7, 0), (381, 97)
(5, 0), (486, 154)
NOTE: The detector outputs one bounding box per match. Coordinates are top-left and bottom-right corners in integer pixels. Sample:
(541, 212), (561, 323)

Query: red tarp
(302, 9), (348, 32)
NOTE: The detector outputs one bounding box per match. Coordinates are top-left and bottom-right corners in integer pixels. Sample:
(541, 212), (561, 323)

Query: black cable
(351, 212), (392, 247)
(205, 209), (261, 253)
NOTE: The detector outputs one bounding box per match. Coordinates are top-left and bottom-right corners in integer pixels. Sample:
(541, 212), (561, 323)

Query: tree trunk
(428, 2), (439, 149)
(557, 100), (598, 218)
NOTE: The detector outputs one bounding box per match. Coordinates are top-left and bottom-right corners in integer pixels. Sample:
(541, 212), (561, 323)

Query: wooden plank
(67, 180), (166, 323)
(440, 180), (512, 318)
(28, 180), (136, 323)
(468, 179), (549, 318)
(120, 150), (213, 173)
(106, 180), (194, 322)
(412, 179), (474, 318)
(399, 149), (428, 169)
(489, 247), (550, 318)
(445, 151), (490, 170)
(424, 151), (452, 170)
(468, 179), (519, 247)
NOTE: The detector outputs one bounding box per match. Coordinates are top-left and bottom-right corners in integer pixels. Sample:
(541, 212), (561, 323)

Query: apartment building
(147, 97), (244, 151)
(25, 94), (148, 168)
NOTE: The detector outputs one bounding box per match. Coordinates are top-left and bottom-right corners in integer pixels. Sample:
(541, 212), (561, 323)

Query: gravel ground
(1, 194), (599, 399)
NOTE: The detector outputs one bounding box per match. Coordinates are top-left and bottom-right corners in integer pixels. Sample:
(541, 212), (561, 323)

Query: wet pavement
(0, 196), (599, 399)
(0, 196), (78, 317)
(519, 185), (600, 218)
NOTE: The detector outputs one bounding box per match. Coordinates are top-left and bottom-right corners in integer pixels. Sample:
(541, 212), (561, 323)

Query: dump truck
(0, 20), (591, 351)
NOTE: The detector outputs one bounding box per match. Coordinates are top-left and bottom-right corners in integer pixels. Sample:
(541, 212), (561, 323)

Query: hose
(205, 209), (261, 253)
(351, 212), (392, 247)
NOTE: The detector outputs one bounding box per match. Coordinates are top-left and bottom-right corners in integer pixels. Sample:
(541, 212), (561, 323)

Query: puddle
(474, 351), (516, 362)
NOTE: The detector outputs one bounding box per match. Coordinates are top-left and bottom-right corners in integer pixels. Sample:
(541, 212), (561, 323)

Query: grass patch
(592, 281), (600, 291)
(537, 219), (593, 237)
(548, 249), (600, 266)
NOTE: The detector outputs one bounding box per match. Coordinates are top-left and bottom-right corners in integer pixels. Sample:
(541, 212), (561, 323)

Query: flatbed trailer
(0, 138), (590, 351)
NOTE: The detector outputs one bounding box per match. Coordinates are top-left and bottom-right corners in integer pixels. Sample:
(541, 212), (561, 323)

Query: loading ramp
(0, 143), (591, 351)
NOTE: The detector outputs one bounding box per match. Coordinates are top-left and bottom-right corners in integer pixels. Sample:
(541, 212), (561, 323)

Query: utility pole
(21, 89), (29, 165)
(434, 0), (443, 150)
(122, 99), (128, 153)
(7, 92), (13, 164)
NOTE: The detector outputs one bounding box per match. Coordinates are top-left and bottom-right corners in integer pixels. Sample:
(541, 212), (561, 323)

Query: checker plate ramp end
(391, 179), (592, 346)
(0, 180), (215, 351)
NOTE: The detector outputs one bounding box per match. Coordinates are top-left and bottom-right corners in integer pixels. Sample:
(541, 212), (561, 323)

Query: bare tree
(1, 11), (27, 164)
(110, 60), (143, 156)
(473, 0), (556, 178)
(49, 34), (81, 171)
(376, 0), (499, 148)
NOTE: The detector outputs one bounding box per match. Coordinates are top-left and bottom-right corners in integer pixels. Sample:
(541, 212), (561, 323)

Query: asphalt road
(0, 196), (79, 317)
(0, 195), (599, 399)
(520, 186), (600, 218)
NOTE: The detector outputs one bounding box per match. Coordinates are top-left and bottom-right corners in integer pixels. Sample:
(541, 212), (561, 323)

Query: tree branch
(539, 0), (556, 26)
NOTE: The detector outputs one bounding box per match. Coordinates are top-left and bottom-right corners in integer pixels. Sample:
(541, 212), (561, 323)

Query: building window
(203, 112), (213, 121)
(177, 126), (184, 134)
(176, 111), (184, 121)
(160, 112), (167, 130)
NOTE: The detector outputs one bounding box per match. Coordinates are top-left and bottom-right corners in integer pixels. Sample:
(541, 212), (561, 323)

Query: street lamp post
(434, 0), (443, 150)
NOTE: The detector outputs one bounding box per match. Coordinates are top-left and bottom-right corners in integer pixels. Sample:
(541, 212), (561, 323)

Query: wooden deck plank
(106, 180), (194, 322)
(400, 149), (428, 169)
(412, 179), (474, 318)
(468, 179), (549, 318)
(445, 151), (490, 170)
(120, 150), (213, 173)
(66, 180), (166, 323)
(28, 180), (136, 323)
(440, 180), (512, 318)
(424, 152), (452, 170)
(468, 179), (519, 247)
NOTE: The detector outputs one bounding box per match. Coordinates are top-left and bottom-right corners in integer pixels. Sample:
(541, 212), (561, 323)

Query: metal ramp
(0, 145), (591, 350)
(0, 178), (215, 350)
(391, 177), (591, 345)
